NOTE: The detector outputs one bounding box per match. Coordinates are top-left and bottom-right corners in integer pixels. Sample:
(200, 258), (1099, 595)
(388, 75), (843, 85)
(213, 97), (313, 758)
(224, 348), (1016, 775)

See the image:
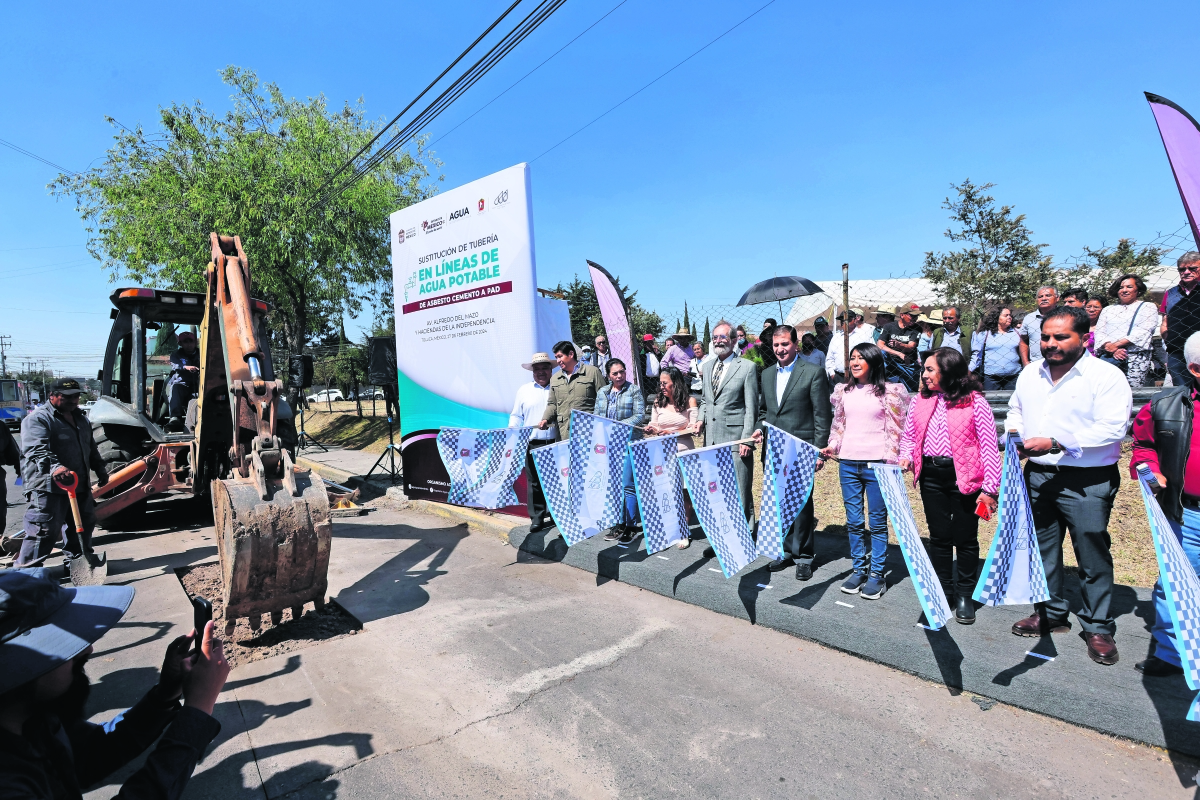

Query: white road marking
(656, 555), (670, 560)
(756, 584), (772, 589)
(1025, 651), (1054, 661)
(708, 568), (722, 573)
(509, 619), (672, 695)
(835, 601), (855, 608)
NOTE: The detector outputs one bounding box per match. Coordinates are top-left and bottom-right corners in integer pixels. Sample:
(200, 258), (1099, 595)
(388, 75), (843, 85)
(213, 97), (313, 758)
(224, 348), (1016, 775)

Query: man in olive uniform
(17, 378), (109, 575)
(539, 341), (607, 440)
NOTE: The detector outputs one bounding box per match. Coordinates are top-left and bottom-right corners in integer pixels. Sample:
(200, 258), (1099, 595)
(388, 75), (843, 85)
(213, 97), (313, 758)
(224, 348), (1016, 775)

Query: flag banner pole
(629, 437), (690, 554)
(677, 445), (755, 578)
(682, 437), (757, 457)
(436, 426), (536, 509)
(758, 423), (821, 562)
(1136, 464), (1200, 721)
(1145, 93), (1200, 248)
(587, 260), (642, 387)
(565, 409), (635, 545)
(872, 463), (953, 630)
(973, 432), (1051, 606)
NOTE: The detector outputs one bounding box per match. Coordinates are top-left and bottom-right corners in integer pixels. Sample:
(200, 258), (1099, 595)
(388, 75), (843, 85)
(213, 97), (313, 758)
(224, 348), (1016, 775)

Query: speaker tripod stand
(296, 402), (327, 453)
(366, 413), (401, 484)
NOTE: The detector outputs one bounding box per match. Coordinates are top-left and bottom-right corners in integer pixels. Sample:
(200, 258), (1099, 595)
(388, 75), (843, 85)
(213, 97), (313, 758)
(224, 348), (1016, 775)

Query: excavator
(81, 233), (332, 633)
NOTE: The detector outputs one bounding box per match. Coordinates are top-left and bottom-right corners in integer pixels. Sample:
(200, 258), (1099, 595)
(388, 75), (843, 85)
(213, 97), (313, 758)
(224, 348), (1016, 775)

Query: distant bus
(0, 379), (31, 431)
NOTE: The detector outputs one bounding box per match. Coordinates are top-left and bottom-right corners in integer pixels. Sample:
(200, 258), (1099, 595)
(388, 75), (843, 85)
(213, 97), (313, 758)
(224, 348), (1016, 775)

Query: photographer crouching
(0, 570), (229, 799)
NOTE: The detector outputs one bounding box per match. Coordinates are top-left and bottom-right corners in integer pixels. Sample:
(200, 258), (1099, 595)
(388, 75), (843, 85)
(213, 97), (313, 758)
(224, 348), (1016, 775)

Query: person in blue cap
(0, 570), (228, 799)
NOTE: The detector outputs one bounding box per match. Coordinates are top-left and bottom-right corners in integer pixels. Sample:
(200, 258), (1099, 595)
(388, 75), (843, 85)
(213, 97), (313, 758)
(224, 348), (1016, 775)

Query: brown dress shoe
(1011, 612), (1071, 637)
(1084, 633), (1119, 666)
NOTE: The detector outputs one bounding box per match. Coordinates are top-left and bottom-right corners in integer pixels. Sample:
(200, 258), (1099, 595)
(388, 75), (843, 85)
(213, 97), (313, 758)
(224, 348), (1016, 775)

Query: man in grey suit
(752, 324), (832, 580)
(699, 321), (760, 556)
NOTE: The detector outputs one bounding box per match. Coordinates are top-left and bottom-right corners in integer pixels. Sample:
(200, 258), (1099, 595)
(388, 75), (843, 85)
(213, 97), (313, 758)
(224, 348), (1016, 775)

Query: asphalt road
(11, 485), (1174, 800)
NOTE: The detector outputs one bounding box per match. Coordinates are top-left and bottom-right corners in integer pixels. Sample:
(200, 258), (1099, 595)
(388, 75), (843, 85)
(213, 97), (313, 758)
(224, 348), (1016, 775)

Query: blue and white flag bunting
(1136, 464), (1200, 722)
(974, 433), (1050, 607)
(677, 443), (754, 578)
(873, 464), (953, 630)
(758, 423), (821, 562)
(629, 435), (690, 554)
(565, 410), (635, 545)
(436, 426), (535, 509)
(530, 440), (578, 540)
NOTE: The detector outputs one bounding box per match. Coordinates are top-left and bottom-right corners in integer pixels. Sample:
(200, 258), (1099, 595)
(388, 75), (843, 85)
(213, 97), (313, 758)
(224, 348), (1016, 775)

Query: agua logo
(448, 207), (470, 222)
(708, 481), (718, 493)
(654, 465), (663, 476)
(505, 449), (512, 457)
(594, 444), (607, 454)
(460, 449), (470, 457)
(561, 466), (569, 477)
(477, 198), (485, 212)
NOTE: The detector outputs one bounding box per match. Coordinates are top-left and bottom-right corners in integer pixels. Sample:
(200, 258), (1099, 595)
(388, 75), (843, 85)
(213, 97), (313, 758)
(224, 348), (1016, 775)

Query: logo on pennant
(654, 465), (663, 476)
(595, 444), (607, 454)
(561, 467), (569, 477)
(505, 450), (512, 457)
(708, 481), (717, 493)
(460, 449), (470, 457)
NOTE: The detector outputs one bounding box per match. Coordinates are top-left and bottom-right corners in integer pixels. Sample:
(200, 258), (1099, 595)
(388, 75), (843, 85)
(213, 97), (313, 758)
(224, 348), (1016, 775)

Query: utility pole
(0, 335), (10, 377)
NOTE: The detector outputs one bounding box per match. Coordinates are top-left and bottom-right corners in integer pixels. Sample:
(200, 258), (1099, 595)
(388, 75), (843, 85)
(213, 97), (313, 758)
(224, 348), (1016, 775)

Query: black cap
(49, 378), (84, 396)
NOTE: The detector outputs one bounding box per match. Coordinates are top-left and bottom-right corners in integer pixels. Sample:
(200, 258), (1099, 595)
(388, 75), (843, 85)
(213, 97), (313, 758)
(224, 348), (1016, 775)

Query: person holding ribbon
(899, 348), (1000, 624)
(821, 342), (909, 600)
(1128, 330), (1200, 676)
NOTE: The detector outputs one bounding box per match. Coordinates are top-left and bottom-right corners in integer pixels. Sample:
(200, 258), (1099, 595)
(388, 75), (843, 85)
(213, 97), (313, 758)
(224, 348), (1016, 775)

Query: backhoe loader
(85, 233), (331, 632)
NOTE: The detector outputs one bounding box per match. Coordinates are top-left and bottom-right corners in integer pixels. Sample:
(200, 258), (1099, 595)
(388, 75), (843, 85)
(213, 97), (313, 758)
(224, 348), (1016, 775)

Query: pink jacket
(827, 383), (910, 464)
(899, 391), (1000, 496)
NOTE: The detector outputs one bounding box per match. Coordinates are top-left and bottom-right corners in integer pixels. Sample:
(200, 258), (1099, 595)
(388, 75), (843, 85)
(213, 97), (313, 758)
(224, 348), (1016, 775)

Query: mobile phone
(975, 498), (993, 521)
(192, 596), (212, 645)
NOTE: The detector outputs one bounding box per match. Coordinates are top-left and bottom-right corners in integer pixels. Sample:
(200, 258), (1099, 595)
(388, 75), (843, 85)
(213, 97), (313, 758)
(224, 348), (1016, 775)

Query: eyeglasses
(711, 335), (731, 342)
(1179, 265), (1200, 274)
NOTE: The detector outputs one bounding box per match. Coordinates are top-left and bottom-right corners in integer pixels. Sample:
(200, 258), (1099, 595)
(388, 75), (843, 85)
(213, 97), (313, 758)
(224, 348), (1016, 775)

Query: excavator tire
(91, 422), (151, 473)
(276, 415), (297, 463)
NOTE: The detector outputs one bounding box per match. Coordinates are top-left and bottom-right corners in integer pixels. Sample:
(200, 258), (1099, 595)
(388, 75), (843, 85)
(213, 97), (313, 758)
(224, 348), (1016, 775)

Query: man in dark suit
(752, 324), (832, 580)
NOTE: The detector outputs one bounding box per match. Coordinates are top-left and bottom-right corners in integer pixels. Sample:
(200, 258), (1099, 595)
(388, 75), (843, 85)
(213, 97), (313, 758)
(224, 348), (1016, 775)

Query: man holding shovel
(15, 379), (109, 584)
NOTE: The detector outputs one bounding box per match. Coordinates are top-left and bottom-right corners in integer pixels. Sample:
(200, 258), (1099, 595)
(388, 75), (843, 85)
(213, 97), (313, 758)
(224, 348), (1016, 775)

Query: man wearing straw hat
(511, 353), (557, 533)
(661, 326), (695, 376)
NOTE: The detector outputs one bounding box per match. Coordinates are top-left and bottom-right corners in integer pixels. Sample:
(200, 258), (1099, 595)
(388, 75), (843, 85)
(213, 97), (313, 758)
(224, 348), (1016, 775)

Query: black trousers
(1026, 463), (1120, 635)
(525, 439), (553, 523)
(782, 493), (817, 565)
(919, 459), (980, 600)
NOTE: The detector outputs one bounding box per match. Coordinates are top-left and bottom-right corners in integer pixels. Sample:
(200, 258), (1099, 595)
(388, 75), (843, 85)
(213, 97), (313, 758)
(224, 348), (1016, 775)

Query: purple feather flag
(586, 260), (640, 387)
(1146, 93), (1200, 248)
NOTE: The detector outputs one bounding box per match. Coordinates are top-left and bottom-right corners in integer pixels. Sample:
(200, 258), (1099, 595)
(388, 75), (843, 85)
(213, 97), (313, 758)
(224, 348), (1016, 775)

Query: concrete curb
(382, 487), (527, 542)
(296, 455), (357, 487)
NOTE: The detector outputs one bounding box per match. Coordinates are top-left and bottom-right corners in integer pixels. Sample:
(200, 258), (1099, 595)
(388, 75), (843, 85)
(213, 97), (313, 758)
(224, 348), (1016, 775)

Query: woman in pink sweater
(898, 348), (1000, 624)
(821, 343), (909, 600)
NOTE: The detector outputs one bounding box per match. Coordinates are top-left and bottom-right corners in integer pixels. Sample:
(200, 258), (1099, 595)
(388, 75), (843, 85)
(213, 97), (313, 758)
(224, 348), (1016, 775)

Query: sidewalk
(508, 523), (1200, 758)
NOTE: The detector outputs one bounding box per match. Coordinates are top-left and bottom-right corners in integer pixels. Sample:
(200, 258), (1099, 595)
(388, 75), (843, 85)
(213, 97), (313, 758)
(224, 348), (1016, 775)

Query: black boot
(954, 596), (976, 625)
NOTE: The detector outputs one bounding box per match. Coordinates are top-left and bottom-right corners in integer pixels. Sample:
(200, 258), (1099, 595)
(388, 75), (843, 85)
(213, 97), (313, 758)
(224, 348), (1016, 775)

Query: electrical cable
(314, 0), (569, 208)
(0, 137), (79, 176)
(531, 0), (778, 162)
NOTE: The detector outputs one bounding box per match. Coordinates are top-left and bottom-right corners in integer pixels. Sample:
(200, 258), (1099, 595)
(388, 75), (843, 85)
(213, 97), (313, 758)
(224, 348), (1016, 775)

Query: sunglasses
(1179, 265), (1199, 274)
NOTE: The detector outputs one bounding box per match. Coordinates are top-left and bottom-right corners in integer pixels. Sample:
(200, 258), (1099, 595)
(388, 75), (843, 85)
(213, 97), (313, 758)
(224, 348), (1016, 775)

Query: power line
(0, 137), (79, 176)
(314, 0), (570, 209)
(531, 0), (779, 162)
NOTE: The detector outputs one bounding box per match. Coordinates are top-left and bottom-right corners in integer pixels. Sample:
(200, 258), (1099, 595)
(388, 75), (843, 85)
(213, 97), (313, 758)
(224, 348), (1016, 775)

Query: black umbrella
(735, 276), (825, 319)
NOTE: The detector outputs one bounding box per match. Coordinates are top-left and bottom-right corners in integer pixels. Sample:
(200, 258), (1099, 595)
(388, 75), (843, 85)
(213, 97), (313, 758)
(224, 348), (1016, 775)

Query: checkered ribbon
(1136, 465), (1200, 721)
(565, 410), (635, 545)
(530, 440), (578, 540)
(873, 464), (953, 629)
(629, 436), (689, 554)
(973, 433), (1050, 607)
(677, 445), (755, 577)
(758, 423), (821, 562)
(436, 426), (536, 509)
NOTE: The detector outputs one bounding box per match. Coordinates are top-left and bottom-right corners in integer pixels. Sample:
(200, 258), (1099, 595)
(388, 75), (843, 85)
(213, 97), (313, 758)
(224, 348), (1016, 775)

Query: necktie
(712, 358), (725, 394)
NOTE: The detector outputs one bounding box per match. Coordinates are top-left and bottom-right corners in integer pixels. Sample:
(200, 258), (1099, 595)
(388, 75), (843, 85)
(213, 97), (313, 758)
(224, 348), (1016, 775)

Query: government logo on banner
(565, 410), (635, 545)
(873, 464), (953, 630)
(1136, 464), (1200, 721)
(436, 426), (536, 509)
(530, 440), (578, 540)
(974, 433), (1050, 607)
(758, 423), (821, 562)
(629, 435), (689, 554)
(678, 444), (754, 578)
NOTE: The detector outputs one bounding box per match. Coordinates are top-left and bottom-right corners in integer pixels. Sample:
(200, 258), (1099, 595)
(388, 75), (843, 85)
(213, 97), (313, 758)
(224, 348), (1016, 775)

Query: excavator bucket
(213, 464), (332, 633)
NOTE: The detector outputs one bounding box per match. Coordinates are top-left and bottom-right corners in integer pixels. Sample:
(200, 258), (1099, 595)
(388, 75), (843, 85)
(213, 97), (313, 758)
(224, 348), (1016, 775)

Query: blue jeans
(621, 450), (639, 527)
(839, 460), (888, 576)
(1151, 506), (1200, 666)
(1167, 352), (1194, 389)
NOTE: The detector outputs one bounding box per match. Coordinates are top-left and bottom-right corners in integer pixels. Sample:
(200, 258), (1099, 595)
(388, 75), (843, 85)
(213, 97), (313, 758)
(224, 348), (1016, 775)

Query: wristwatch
(1049, 438), (1062, 455)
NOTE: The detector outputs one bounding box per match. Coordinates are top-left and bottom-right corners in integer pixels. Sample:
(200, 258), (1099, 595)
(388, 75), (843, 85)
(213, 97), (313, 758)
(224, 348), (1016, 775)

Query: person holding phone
(899, 348), (1000, 624)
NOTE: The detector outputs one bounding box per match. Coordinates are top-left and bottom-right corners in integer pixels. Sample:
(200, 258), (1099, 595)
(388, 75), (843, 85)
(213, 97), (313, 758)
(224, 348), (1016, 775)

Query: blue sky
(2, 0), (1198, 376)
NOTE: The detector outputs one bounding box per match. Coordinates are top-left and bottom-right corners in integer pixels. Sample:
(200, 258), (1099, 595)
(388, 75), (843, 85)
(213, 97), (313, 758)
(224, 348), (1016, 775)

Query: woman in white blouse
(1094, 273), (1158, 388)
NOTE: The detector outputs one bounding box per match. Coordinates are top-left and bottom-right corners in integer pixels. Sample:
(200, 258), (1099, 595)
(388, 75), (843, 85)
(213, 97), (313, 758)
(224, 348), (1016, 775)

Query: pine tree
(682, 302), (690, 333)
(702, 317), (711, 347)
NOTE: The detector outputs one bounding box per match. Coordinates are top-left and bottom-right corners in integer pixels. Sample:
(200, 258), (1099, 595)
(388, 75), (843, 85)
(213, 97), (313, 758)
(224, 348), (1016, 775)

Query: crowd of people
(509, 251), (1200, 674)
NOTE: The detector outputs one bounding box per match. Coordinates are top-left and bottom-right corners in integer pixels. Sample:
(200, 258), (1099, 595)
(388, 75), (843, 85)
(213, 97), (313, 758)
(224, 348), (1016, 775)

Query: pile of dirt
(175, 562), (360, 669)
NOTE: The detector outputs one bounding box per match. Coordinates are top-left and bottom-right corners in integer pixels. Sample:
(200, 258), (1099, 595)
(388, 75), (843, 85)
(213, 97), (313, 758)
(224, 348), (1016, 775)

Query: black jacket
(1146, 386), (1194, 523)
(20, 404), (106, 496)
(0, 686), (220, 800)
(757, 360), (833, 448)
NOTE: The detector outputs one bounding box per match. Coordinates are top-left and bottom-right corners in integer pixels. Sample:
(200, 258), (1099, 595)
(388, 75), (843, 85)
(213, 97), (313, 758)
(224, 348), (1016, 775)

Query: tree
(51, 66), (439, 355)
(1057, 238), (1163, 298)
(555, 274), (663, 344)
(702, 317), (711, 348)
(922, 180), (1054, 316)
(682, 302), (690, 334)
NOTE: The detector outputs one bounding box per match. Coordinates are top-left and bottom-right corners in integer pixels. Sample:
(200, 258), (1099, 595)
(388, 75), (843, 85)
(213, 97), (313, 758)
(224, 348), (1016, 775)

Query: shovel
(53, 470), (107, 586)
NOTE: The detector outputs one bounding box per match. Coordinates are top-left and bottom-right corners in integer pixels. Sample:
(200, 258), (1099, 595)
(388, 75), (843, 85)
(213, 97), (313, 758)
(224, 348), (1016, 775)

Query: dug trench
(174, 561), (362, 669)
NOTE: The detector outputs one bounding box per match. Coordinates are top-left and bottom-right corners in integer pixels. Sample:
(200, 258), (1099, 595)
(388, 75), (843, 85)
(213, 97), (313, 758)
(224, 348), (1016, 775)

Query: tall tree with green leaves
(51, 66), (439, 354)
(922, 179), (1054, 314)
(1057, 238), (1164, 298)
(556, 274), (663, 344)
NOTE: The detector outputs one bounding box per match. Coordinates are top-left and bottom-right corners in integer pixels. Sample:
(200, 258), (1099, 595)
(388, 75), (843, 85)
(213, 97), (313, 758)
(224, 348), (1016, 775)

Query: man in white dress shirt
(510, 353), (557, 532)
(1005, 307), (1132, 666)
(824, 309), (876, 384)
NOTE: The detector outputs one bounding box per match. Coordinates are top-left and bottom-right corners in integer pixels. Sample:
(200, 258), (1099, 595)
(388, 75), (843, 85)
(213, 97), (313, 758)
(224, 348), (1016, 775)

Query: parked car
(306, 389), (344, 404)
